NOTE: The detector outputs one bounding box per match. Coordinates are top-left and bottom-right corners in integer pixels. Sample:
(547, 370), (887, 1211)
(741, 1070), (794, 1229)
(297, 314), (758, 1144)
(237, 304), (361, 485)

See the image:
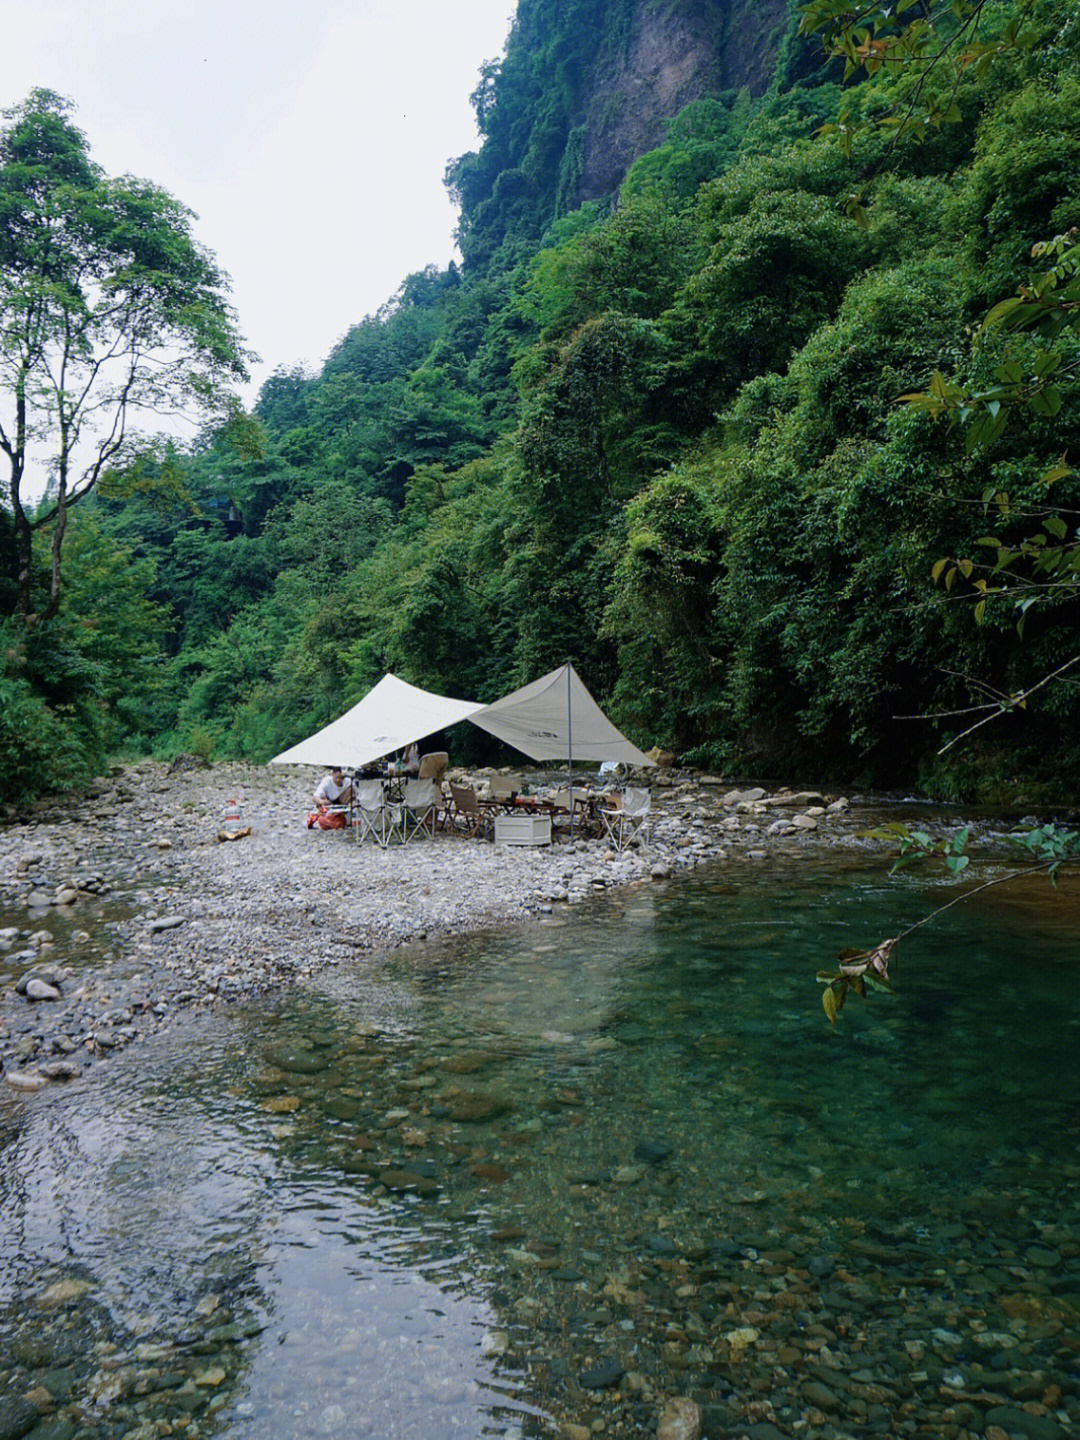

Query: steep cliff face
(573, 0), (788, 203)
(447, 0), (796, 274)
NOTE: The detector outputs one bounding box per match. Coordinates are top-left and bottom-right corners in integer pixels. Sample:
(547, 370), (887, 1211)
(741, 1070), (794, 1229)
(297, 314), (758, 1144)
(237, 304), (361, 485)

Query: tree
(0, 90), (248, 623)
(794, 0), (1080, 1019)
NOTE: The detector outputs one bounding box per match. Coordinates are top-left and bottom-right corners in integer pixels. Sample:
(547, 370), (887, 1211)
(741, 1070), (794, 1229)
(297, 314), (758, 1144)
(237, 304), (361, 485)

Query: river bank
(0, 758), (900, 1092)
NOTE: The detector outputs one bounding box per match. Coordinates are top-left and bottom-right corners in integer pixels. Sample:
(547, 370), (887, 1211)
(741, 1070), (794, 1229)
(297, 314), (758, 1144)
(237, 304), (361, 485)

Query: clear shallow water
(1, 856), (1078, 1440)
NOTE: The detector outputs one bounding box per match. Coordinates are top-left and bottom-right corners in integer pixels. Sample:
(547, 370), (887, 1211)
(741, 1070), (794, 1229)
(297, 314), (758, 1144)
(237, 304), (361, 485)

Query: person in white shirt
(314, 767), (352, 812)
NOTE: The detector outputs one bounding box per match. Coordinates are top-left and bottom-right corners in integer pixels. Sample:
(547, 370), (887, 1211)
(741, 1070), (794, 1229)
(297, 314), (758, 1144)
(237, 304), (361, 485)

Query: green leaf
(1040, 465), (1072, 488)
(823, 983), (844, 1023)
(1029, 386), (1063, 417)
(981, 297), (1024, 330)
(1033, 350), (1063, 378)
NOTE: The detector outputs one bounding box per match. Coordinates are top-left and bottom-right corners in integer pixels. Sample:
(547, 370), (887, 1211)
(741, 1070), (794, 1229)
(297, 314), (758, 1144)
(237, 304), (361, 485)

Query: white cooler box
(494, 813), (552, 846)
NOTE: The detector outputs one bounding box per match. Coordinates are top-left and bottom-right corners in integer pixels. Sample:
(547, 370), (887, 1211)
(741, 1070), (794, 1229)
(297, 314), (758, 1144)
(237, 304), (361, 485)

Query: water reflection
(0, 856), (1077, 1439)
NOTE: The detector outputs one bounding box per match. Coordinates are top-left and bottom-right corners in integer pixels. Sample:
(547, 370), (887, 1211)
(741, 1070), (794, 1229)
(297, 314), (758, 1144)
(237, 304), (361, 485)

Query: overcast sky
(1, 0), (515, 415)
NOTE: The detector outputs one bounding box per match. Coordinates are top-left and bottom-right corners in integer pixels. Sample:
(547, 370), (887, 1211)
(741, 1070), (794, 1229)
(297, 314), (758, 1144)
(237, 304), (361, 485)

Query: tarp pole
(567, 662), (573, 839)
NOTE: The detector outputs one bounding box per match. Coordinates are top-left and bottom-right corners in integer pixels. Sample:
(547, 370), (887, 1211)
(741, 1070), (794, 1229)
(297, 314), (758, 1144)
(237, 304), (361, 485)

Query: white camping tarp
(470, 663), (655, 768)
(269, 673), (484, 770)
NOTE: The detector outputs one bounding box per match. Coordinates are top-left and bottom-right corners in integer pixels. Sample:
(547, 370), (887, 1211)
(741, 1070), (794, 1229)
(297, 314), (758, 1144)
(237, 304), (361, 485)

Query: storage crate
(494, 812), (552, 847)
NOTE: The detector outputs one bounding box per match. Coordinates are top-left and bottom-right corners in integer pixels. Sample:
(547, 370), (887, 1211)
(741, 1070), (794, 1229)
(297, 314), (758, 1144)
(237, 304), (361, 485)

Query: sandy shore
(0, 759), (861, 1091)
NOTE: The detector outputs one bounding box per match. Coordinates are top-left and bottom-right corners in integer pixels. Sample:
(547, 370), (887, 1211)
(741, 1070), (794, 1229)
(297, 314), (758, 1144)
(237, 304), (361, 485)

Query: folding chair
(551, 787), (589, 836)
(445, 782), (492, 839)
(600, 787), (652, 852)
(401, 778), (439, 842)
(417, 751), (449, 784)
(353, 780), (393, 846)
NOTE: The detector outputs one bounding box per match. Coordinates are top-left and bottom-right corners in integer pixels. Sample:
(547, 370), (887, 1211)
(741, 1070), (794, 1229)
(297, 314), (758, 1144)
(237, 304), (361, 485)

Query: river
(1, 853), (1077, 1440)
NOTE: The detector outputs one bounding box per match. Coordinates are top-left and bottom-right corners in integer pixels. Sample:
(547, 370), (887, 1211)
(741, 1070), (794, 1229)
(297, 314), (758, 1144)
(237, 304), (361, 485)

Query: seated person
(308, 767), (353, 829)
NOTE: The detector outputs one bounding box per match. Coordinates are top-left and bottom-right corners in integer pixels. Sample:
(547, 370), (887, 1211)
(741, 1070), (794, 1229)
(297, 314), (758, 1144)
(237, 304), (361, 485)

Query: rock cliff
(448, 0), (796, 272)
(571, 0), (789, 203)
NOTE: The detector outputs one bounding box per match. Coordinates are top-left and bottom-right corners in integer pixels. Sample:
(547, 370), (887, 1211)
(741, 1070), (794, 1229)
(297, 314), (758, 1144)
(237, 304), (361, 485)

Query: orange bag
(307, 810), (346, 830)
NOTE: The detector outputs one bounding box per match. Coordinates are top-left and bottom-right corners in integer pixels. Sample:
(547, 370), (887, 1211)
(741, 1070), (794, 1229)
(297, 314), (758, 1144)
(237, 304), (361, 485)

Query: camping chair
(445, 782), (492, 839)
(551, 787), (590, 835)
(402, 778), (439, 842)
(353, 780), (394, 847)
(600, 787), (652, 852)
(418, 751), (448, 784)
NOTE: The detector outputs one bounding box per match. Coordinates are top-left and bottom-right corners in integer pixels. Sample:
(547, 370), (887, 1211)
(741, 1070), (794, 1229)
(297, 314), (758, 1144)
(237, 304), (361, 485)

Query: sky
(1, 0), (516, 417)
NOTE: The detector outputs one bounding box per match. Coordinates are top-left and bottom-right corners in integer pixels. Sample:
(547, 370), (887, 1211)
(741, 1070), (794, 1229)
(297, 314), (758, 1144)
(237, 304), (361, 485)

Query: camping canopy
(269, 673), (484, 770)
(470, 664), (655, 768)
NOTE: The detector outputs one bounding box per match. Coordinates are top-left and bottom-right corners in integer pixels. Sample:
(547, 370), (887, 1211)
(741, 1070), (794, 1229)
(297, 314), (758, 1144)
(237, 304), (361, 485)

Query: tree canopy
(0, 89), (248, 623)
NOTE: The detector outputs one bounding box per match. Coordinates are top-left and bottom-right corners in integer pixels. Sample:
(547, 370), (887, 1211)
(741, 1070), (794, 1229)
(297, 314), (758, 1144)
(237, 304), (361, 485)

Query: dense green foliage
(4, 0), (1080, 804)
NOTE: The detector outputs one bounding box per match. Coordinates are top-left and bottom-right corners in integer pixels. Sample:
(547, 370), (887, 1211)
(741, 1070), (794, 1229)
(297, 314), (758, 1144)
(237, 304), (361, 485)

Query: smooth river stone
(441, 1051), (498, 1073)
(378, 1169), (439, 1196)
(580, 1358), (623, 1389)
(447, 1093), (510, 1122)
(984, 1407), (1063, 1440)
(0, 1395), (41, 1440)
(25, 978), (62, 1001)
(320, 1097), (358, 1121)
(657, 1397), (701, 1440)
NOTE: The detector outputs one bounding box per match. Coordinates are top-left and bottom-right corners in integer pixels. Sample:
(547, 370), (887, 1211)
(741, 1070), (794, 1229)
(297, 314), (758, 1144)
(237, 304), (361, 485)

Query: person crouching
(307, 767), (353, 829)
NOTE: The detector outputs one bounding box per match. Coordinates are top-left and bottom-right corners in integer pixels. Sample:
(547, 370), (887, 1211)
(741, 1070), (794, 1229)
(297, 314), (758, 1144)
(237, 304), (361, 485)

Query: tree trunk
(13, 500), (34, 622)
(44, 495), (67, 622)
(6, 392), (35, 623)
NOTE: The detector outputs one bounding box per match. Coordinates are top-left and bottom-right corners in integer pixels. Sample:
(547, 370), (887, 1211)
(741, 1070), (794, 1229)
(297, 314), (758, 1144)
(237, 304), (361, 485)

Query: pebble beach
(0, 759), (856, 1091)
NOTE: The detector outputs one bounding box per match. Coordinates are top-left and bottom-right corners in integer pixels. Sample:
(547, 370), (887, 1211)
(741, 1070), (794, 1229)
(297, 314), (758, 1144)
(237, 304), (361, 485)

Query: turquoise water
(1, 855), (1077, 1439)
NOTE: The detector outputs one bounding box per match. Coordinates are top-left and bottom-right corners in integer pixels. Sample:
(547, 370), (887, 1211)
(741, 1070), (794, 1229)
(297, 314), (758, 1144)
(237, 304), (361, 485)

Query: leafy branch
(901, 232), (1080, 450)
(798, 0), (1038, 223)
(817, 823), (1078, 1022)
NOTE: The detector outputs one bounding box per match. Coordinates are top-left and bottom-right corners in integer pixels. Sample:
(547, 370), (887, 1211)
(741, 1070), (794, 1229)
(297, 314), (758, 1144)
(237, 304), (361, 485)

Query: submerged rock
(447, 1093), (511, 1122)
(580, 1358), (623, 1389)
(657, 1397), (701, 1440)
(0, 1394), (40, 1440)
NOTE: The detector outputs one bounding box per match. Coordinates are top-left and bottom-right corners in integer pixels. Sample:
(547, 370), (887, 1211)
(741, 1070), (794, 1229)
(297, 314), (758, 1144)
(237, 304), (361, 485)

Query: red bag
(307, 810), (347, 830)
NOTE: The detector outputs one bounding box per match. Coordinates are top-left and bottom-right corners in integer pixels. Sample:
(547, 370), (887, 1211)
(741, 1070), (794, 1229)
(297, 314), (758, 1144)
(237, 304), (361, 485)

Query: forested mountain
(3, 0), (1079, 804)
